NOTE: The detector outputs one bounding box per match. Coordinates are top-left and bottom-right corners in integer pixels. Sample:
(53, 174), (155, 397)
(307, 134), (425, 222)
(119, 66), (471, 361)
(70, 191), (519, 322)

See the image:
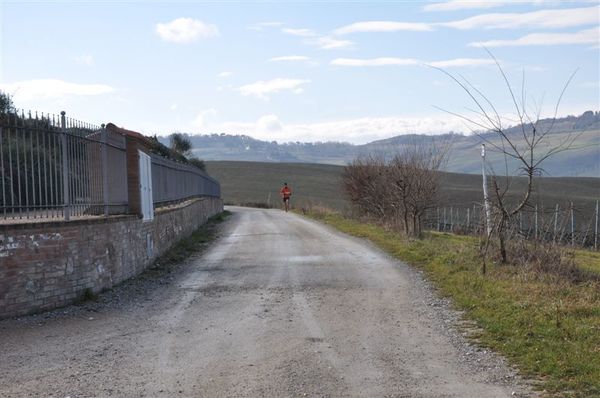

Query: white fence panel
(138, 150), (153, 221)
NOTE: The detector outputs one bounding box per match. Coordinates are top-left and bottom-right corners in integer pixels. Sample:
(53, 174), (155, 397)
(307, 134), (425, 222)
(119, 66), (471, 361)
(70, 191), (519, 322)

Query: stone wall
(0, 197), (223, 319)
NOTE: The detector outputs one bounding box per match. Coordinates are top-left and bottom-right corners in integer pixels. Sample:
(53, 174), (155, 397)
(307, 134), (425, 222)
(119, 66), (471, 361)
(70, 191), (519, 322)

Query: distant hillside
(164, 111), (600, 177)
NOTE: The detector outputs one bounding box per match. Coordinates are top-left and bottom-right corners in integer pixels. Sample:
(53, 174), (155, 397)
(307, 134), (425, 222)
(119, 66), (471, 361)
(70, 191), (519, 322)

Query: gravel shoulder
(0, 207), (534, 397)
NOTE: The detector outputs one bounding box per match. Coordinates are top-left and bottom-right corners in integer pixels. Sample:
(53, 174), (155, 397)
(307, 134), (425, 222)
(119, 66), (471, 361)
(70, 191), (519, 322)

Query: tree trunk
(412, 214), (418, 238)
(498, 215), (507, 263)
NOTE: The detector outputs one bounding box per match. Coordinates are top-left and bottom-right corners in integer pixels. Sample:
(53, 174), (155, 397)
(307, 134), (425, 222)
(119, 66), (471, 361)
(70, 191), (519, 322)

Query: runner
(280, 182), (292, 212)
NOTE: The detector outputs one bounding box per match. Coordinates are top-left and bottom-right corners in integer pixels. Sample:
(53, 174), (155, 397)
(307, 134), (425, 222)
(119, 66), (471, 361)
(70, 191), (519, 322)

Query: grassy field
(302, 209), (600, 397)
(206, 161), (600, 225)
(206, 161), (349, 211)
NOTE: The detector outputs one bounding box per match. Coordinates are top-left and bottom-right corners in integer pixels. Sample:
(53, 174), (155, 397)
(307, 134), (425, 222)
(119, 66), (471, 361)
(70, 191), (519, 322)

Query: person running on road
(280, 182), (292, 212)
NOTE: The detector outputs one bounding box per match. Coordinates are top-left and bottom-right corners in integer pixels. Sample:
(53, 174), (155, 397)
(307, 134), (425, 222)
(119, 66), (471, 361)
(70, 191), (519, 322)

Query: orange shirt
(280, 186), (291, 198)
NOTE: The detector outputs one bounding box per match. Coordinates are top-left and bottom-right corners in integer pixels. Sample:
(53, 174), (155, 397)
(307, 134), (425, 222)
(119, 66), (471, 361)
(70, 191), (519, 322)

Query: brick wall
(0, 197), (223, 319)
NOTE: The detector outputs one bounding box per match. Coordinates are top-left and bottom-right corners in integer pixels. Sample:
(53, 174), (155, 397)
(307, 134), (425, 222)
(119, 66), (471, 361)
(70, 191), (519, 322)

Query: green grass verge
(303, 210), (600, 397)
(153, 211), (231, 268)
(574, 249), (600, 275)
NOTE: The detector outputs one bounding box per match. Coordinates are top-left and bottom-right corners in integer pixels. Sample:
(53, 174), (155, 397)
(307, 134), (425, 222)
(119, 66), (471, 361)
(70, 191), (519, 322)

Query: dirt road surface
(0, 207), (532, 397)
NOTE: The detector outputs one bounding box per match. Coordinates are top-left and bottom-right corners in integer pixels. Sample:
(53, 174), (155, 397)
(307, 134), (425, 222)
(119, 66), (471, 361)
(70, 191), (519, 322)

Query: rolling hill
(176, 111), (599, 177)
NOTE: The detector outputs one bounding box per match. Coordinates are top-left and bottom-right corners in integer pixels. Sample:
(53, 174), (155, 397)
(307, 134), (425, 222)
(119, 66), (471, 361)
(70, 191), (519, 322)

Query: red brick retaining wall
(0, 197), (223, 319)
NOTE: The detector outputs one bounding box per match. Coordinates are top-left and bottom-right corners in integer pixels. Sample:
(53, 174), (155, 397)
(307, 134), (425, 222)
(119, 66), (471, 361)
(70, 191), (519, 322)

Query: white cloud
(177, 107), (596, 142)
(192, 108), (218, 128)
(441, 6), (599, 30)
(0, 79), (115, 102)
(427, 58), (496, 67)
(334, 21), (433, 35)
(217, 71), (233, 78)
(74, 54), (94, 66)
(282, 28), (317, 37)
(331, 57), (420, 66)
(423, 0), (554, 12)
(425, 0), (510, 12)
(156, 18), (219, 43)
(269, 55), (311, 62)
(170, 103), (178, 111)
(216, 115), (469, 143)
(334, 6), (599, 36)
(470, 26), (600, 47)
(239, 78), (310, 100)
(280, 27), (353, 50)
(331, 57), (494, 68)
(257, 114), (283, 133)
(315, 36), (354, 49)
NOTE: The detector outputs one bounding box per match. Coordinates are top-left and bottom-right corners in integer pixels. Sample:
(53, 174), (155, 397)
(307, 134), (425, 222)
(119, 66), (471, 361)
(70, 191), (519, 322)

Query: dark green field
(206, 161), (348, 211)
(206, 161), (600, 226)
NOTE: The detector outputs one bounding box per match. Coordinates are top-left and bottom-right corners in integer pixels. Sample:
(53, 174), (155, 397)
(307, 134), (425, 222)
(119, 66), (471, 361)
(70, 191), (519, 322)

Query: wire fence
(425, 201), (600, 250)
(0, 110), (220, 223)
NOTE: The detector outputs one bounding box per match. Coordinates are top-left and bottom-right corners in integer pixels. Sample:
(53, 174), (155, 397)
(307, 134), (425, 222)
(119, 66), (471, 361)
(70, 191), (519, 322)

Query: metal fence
(0, 111), (128, 222)
(425, 201), (600, 250)
(0, 109), (221, 223)
(151, 153), (220, 206)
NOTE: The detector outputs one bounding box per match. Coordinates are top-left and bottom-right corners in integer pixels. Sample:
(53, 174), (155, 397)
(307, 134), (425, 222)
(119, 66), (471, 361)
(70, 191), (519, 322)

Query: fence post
(101, 124), (109, 217)
(571, 202), (575, 246)
(450, 206), (453, 232)
(481, 144), (492, 236)
(553, 204), (559, 244)
(518, 210), (522, 236)
(534, 205), (538, 240)
(595, 200), (598, 251)
(466, 207), (470, 233)
(60, 111), (70, 221)
(443, 207), (446, 231)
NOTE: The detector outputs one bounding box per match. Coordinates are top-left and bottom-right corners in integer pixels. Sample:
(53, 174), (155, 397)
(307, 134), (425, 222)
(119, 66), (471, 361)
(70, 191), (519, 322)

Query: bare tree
(433, 50), (579, 263)
(343, 140), (449, 237)
(343, 155), (390, 221)
(389, 141), (449, 236)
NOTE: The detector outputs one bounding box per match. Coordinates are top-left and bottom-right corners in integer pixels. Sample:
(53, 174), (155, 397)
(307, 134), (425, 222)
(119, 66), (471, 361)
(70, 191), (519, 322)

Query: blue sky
(1, 0), (598, 143)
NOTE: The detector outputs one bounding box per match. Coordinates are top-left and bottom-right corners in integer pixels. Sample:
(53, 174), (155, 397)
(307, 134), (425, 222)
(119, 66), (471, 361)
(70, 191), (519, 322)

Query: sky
(0, 0), (598, 144)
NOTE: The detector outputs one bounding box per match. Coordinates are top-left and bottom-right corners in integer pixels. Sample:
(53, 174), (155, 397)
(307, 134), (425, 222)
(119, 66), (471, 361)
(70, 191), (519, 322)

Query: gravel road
(0, 207), (533, 397)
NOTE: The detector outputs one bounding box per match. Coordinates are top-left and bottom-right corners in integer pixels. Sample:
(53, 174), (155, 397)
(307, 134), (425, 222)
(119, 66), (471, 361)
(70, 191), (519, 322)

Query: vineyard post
(535, 205), (538, 240)
(481, 144), (492, 236)
(571, 202), (575, 246)
(553, 204), (559, 244)
(466, 207), (470, 233)
(595, 200), (598, 251)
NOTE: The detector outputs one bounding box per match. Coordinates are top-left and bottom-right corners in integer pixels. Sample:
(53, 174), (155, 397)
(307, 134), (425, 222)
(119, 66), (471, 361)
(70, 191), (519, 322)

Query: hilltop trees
(169, 132), (192, 157)
(0, 91), (15, 114)
(168, 132), (206, 171)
